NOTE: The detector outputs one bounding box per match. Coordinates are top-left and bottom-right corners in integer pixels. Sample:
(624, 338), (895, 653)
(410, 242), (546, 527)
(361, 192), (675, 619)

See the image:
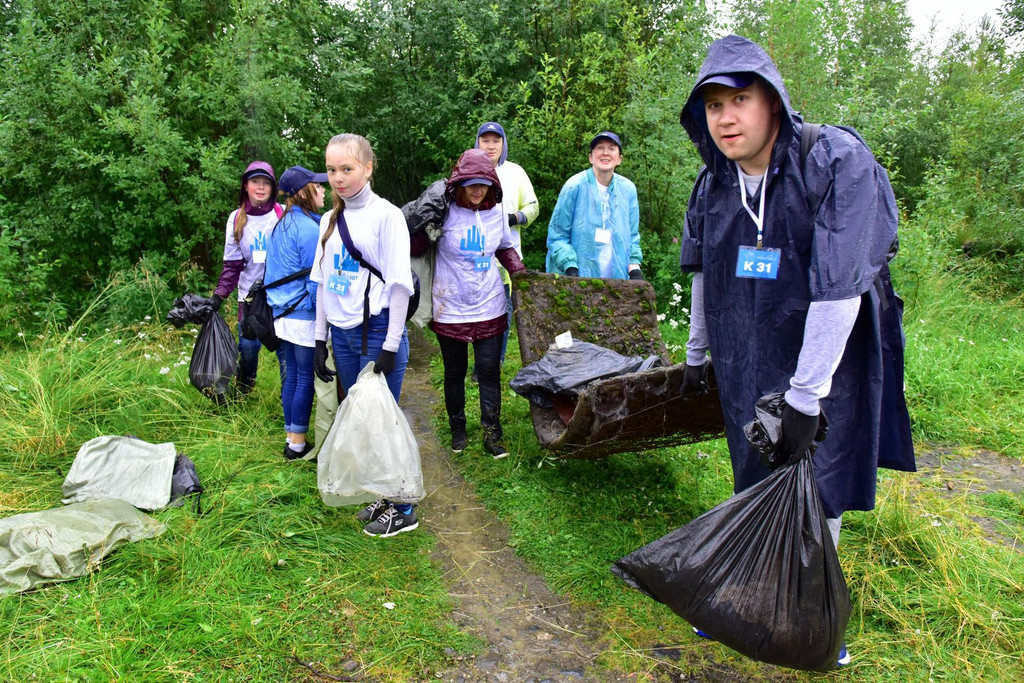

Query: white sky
(906, 0), (1004, 45)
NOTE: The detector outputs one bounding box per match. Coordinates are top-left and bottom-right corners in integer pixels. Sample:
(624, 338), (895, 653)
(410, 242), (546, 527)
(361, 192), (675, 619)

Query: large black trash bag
(611, 459), (850, 671)
(188, 314), (237, 405)
(166, 293), (214, 328)
(510, 341), (662, 408)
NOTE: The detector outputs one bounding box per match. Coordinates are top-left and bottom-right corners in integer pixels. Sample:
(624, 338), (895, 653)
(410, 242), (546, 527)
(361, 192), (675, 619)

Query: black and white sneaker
(355, 499), (387, 523)
(283, 442), (315, 460)
(363, 505), (419, 537)
(484, 437), (508, 459)
(451, 430), (468, 453)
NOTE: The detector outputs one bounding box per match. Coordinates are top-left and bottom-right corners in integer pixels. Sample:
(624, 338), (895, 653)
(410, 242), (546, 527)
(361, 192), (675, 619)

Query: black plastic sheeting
(188, 314), (237, 405)
(612, 433), (850, 671)
(509, 341), (662, 408)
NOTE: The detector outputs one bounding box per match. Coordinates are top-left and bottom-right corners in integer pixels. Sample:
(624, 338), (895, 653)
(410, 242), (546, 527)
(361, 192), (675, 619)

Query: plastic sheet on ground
(0, 498), (165, 596)
(62, 435), (178, 511)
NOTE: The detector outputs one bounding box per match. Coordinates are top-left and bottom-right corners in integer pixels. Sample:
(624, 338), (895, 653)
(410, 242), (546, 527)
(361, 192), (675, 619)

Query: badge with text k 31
(735, 245), (781, 280)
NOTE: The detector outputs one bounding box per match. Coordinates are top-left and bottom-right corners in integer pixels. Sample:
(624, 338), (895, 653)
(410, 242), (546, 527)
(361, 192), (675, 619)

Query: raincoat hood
(681, 35), (799, 177)
(238, 160), (278, 209)
(446, 149), (503, 209)
(474, 121), (508, 166)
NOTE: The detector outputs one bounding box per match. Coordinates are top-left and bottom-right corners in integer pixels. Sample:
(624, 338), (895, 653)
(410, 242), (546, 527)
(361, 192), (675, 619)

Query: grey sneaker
(363, 505), (419, 537)
(355, 499), (387, 523)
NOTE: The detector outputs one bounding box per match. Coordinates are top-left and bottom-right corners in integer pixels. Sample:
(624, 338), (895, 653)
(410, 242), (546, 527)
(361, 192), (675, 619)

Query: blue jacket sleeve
(545, 179), (579, 273)
(628, 183), (642, 265)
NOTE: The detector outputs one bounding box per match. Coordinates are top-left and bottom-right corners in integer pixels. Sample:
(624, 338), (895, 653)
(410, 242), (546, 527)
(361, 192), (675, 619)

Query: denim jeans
(277, 340), (315, 433)
(329, 309), (409, 402)
(237, 331), (262, 391)
(437, 332), (503, 441)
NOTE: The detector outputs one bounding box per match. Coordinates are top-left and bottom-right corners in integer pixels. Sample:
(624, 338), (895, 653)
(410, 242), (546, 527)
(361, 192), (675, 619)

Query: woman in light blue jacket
(265, 166), (326, 460)
(545, 131), (643, 280)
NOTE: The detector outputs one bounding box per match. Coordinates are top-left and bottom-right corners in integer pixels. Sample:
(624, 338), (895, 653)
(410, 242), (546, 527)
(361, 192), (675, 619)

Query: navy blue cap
(278, 166), (328, 197)
(699, 73), (756, 90)
(590, 131), (622, 151)
(460, 178), (493, 187)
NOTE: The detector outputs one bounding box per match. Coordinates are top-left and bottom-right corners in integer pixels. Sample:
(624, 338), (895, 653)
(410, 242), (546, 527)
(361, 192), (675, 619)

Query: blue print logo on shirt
(460, 225), (485, 254)
(251, 232), (267, 252)
(334, 249), (360, 273)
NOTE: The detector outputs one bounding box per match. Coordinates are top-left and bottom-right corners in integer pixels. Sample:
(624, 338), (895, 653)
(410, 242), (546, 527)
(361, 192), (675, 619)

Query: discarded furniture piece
(511, 272), (724, 459)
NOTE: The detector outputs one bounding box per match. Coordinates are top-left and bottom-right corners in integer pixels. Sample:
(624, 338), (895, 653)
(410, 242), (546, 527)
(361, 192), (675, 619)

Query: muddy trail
(398, 329), (635, 683)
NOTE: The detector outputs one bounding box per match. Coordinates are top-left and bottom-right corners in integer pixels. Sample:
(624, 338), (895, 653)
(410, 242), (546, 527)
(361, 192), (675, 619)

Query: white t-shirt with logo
(223, 209), (279, 299)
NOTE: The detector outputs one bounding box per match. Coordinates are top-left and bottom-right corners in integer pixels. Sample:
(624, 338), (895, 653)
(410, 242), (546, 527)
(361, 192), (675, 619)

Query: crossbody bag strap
(336, 210), (384, 355)
(263, 267), (312, 290)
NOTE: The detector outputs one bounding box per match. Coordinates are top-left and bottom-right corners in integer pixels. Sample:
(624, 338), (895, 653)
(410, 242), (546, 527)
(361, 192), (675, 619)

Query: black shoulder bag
(335, 210), (420, 354)
(240, 267), (312, 352)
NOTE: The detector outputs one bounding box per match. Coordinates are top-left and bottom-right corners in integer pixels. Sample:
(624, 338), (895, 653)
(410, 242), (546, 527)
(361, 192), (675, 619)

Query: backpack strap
(800, 122), (821, 170)
(335, 210), (382, 355)
(263, 267), (312, 290)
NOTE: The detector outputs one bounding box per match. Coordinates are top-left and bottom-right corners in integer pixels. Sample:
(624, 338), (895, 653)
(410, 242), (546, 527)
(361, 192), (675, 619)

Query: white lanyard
(736, 162), (768, 247)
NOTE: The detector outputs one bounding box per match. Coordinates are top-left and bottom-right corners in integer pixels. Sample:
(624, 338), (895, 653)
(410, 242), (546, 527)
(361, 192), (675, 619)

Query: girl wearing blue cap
(266, 166), (327, 460)
(209, 161), (284, 394)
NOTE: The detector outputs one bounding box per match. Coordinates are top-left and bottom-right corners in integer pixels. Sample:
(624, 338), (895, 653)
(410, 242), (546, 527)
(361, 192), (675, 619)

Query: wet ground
(400, 330), (633, 683)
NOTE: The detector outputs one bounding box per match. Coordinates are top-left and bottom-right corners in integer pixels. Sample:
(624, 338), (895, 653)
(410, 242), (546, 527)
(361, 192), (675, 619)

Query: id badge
(474, 256), (491, 272)
(594, 228), (612, 245)
(327, 272), (351, 296)
(251, 249), (267, 264)
(735, 245), (781, 280)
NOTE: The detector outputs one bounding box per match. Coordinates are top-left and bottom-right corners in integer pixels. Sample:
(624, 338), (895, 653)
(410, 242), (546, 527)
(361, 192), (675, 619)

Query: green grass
(0, 320), (473, 681)
(2, 254), (1024, 681)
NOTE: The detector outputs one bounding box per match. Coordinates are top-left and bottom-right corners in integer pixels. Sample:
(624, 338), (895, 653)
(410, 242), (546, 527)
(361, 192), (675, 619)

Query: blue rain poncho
(679, 35), (914, 517)
(546, 168), (641, 278)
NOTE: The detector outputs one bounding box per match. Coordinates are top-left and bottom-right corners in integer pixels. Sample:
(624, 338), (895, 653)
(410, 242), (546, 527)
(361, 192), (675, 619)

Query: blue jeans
(330, 310), (409, 402)
(277, 340), (315, 433)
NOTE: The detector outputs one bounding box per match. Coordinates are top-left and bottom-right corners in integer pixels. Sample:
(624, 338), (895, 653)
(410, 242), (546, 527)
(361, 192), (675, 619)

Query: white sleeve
(223, 211), (243, 261)
(383, 287), (409, 352)
(685, 272), (710, 366)
(785, 297), (861, 415)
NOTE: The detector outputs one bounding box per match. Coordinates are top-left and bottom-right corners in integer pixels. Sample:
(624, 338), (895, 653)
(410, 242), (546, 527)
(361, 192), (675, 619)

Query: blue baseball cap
(699, 72), (756, 90)
(460, 178), (493, 187)
(278, 166), (328, 197)
(590, 131), (622, 151)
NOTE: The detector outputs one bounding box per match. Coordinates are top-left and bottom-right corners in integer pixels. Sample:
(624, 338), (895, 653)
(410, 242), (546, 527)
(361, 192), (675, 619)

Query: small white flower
(932, 519), (941, 527)
(251, 617), (262, 626)
(672, 282), (683, 293)
(17, 332), (24, 337)
(670, 294), (681, 306)
(958, 338), (964, 343)
(383, 602), (396, 610)
(1003, 338), (1009, 343)
(669, 320), (679, 329)
(160, 367), (171, 375)
(137, 332), (146, 339)
(114, 339), (122, 345)
(657, 313), (666, 321)
(968, 340), (975, 346)
(105, 328), (111, 332)
(144, 315), (152, 321)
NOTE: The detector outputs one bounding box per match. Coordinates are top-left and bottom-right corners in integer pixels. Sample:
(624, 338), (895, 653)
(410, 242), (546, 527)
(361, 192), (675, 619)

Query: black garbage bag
(744, 392), (829, 470)
(611, 458), (850, 671)
(166, 293), (215, 328)
(169, 453), (203, 514)
(188, 314), (237, 405)
(510, 341), (662, 408)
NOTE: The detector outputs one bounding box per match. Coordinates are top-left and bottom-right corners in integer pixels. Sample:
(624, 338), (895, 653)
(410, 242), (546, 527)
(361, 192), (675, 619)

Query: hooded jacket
(473, 122), (540, 258)
(216, 161), (284, 302)
(430, 149), (522, 337)
(679, 35), (914, 517)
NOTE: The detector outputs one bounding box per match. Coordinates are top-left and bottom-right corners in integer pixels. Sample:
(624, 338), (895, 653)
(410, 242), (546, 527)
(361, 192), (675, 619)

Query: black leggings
(436, 333), (503, 440)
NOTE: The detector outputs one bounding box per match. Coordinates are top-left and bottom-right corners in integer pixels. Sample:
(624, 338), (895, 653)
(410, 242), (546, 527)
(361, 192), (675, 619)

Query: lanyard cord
(737, 162), (768, 248)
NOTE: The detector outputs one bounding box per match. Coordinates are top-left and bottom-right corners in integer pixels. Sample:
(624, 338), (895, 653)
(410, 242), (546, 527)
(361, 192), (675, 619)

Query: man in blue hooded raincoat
(679, 35), (915, 549)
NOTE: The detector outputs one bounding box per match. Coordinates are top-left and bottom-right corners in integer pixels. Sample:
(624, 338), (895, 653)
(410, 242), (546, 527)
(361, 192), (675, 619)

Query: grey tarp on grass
(0, 498), (165, 596)
(62, 435), (177, 510)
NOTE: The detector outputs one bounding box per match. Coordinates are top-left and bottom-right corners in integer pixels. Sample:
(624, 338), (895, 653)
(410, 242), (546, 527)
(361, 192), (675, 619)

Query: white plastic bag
(318, 364), (425, 507)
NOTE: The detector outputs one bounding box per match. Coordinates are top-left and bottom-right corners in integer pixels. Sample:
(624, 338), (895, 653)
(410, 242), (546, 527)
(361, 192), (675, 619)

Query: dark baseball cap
(278, 166), (328, 196)
(699, 73), (756, 90)
(589, 131), (622, 151)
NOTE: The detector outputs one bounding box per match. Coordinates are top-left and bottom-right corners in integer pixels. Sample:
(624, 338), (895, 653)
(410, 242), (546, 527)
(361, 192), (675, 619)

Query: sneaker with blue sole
(363, 505), (419, 538)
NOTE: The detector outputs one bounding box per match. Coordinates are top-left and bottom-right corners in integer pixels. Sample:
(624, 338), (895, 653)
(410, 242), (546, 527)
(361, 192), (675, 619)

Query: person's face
(325, 145), (372, 199)
(464, 184), (489, 207)
(312, 184), (326, 210)
(702, 79), (781, 175)
(478, 132), (504, 166)
(246, 176), (273, 205)
(588, 140), (622, 174)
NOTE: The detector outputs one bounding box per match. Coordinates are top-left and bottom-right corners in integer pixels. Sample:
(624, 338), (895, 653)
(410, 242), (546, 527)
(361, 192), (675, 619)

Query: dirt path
(400, 330), (634, 683)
